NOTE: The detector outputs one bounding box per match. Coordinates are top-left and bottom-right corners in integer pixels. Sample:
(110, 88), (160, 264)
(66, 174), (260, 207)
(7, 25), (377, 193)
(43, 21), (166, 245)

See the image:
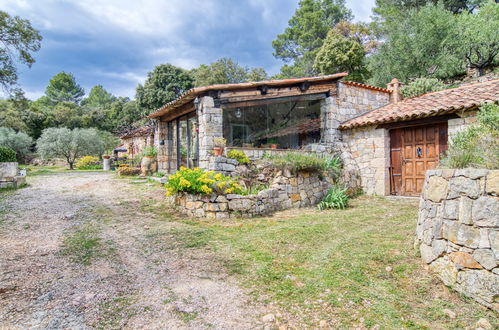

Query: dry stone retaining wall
(416, 168), (499, 310)
(173, 170), (331, 218)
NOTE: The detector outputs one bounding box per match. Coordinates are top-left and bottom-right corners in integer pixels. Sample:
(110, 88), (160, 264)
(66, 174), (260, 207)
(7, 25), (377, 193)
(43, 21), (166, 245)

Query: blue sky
(0, 0), (375, 100)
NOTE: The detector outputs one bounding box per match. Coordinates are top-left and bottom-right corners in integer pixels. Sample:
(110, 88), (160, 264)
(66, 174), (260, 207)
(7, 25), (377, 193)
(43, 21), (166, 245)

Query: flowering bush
(75, 156), (100, 169)
(227, 150), (250, 164)
(166, 167), (244, 196)
(118, 167), (140, 176)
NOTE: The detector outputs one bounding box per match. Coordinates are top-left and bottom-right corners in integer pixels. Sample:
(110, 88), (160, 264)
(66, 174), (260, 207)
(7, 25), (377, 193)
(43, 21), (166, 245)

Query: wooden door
(390, 123), (447, 196)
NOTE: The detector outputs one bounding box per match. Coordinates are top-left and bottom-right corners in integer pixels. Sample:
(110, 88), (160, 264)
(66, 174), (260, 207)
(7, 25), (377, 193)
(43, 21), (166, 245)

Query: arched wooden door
(390, 123), (448, 196)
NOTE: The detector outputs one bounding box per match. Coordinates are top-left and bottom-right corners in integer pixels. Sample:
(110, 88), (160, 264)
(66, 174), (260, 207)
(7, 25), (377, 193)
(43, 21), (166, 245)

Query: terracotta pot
(270, 144), (278, 149)
(213, 147), (223, 156)
(103, 155), (111, 159)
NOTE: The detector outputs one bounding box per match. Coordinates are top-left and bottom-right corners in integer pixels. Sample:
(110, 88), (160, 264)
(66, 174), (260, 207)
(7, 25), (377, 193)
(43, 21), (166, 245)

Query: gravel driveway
(0, 173), (262, 329)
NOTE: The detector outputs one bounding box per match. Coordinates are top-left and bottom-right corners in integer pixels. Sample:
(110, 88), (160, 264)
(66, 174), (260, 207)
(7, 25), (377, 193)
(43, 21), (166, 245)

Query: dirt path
(0, 173), (263, 329)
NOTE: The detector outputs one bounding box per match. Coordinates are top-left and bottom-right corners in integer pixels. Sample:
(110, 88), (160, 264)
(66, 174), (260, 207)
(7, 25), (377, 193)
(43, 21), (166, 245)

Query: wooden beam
(159, 102), (196, 122)
(221, 92), (328, 109)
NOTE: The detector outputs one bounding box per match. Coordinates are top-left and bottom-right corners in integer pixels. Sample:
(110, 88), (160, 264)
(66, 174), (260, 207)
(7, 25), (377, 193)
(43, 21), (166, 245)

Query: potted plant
(102, 155), (111, 159)
(141, 146), (158, 175)
(268, 138), (278, 149)
(213, 137), (226, 156)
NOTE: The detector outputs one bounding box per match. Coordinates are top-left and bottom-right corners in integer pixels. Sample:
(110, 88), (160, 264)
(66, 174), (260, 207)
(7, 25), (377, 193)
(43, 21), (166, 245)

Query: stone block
(486, 170), (499, 195)
(290, 194), (301, 202)
(216, 212), (230, 219)
(425, 176), (449, 202)
(0, 162), (18, 180)
(205, 203), (219, 212)
(449, 251), (482, 269)
(194, 208), (205, 218)
(456, 270), (499, 307)
(489, 230), (499, 259)
(457, 224), (480, 248)
(471, 196), (499, 227)
(442, 220), (460, 244)
(473, 249), (497, 270)
(429, 257), (458, 287)
(443, 199), (459, 220)
(448, 176), (480, 199)
(479, 229), (491, 249)
(458, 197), (473, 224)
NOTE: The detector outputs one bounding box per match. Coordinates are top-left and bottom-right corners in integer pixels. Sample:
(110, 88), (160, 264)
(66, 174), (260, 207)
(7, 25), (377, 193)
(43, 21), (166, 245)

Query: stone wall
(416, 168), (498, 310)
(340, 126), (390, 196)
(197, 96), (223, 170)
(173, 170), (331, 218)
(448, 110), (477, 141)
(0, 162), (26, 189)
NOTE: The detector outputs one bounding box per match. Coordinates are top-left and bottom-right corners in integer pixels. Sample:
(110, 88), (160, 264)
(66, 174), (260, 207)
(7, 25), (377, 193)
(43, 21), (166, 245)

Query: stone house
(116, 125), (154, 158)
(148, 74), (499, 197)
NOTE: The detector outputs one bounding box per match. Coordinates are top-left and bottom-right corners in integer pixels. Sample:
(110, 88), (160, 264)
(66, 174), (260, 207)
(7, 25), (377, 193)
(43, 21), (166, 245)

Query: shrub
(324, 155), (342, 180)
(227, 150), (250, 164)
(266, 152), (326, 172)
(213, 137), (226, 147)
(318, 185), (349, 210)
(0, 127), (33, 162)
(142, 146), (157, 157)
(440, 102), (499, 169)
(76, 156), (100, 170)
(0, 146), (16, 162)
(118, 167), (141, 176)
(400, 78), (447, 98)
(166, 167), (243, 196)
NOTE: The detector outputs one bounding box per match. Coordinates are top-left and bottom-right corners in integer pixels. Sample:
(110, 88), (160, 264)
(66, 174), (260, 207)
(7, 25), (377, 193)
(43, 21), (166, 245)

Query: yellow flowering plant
(227, 150), (250, 165)
(165, 167), (244, 196)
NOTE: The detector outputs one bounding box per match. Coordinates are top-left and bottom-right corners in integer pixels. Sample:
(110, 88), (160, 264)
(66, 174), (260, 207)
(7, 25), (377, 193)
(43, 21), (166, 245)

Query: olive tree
(0, 127), (33, 162)
(36, 127), (104, 169)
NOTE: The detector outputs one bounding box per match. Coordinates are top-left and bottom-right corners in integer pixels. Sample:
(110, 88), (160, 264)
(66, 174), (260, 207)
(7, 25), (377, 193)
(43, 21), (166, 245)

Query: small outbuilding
(117, 125), (154, 159)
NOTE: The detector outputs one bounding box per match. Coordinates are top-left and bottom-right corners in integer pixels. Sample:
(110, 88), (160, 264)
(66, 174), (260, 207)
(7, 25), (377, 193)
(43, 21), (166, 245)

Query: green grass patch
(145, 196), (496, 328)
(94, 295), (137, 329)
(60, 223), (113, 265)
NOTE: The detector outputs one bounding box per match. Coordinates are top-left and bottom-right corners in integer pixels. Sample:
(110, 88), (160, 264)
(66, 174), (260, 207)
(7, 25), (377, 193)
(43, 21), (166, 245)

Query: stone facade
(448, 110), (477, 141)
(197, 96), (223, 170)
(416, 168), (499, 310)
(340, 126), (390, 195)
(172, 170), (331, 218)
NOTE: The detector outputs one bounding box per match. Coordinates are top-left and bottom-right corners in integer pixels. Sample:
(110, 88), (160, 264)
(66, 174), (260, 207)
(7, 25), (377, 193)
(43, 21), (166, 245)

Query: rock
(449, 252), (482, 269)
(472, 249), (498, 270)
(262, 313), (275, 323)
(476, 318), (493, 330)
(425, 176), (449, 202)
(442, 308), (456, 319)
(62, 213), (75, 220)
(385, 266), (392, 272)
(319, 320), (328, 327)
(489, 231), (499, 259)
(472, 196), (499, 227)
(457, 224), (480, 248)
(486, 170), (499, 195)
(429, 257), (458, 286)
(442, 199), (459, 220)
(457, 270), (499, 306)
(458, 197), (473, 224)
(448, 176), (480, 199)
(442, 220), (460, 244)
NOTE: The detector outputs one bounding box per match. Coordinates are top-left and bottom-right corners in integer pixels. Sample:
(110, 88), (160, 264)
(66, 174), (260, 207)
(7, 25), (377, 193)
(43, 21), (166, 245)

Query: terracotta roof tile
(120, 125), (153, 139)
(339, 79), (499, 129)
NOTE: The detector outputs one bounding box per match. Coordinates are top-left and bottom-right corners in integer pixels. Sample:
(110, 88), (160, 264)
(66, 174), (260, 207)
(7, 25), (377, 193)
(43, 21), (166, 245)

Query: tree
(45, 72), (85, 104)
(191, 58), (248, 87)
(314, 23), (370, 81)
(400, 78), (447, 98)
(97, 130), (120, 154)
(36, 127), (104, 169)
(456, 0), (499, 75)
(272, 0), (353, 77)
(136, 64), (193, 113)
(367, 3), (463, 87)
(0, 11), (42, 93)
(81, 85), (116, 107)
(0, 127), (33, 162)
(246, 67), (269, 82)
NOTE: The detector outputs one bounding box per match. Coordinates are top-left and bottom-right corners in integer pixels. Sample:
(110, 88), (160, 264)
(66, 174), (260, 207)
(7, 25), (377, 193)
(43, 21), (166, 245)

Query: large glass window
(223, 99), (322, 149)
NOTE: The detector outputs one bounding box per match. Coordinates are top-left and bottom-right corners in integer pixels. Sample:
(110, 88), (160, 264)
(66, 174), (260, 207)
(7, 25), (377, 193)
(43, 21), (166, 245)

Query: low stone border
(416, 168), (498, 310)
(173, 170), (331, 218)
(0, 162), (26, 189)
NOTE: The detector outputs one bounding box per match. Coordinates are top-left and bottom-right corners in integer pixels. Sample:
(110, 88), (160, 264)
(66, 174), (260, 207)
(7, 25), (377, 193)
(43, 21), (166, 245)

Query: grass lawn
(142, 193), (498, 329)
(22, 165), (106, 176)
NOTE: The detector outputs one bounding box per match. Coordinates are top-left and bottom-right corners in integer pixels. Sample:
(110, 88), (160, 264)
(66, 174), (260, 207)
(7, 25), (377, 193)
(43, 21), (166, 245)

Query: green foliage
(0, 127), (33, 162)
(455, 1), (499, 74)
(45, 72), (85, 104)
(98, 130), (120, 155)
(136, 63), (194, 112)
(266, 152), (326, 172)
(142, 146), (157, 157)
(191, 58), (268, 87)
(36, 127), (104, 169)
(60, 225), (102, 265)
(81, 85), (117, 107)
(314, 28), (367, 82)
(400, 78), (447, 98)
(318, 185), (349, 210)
(324, 155), (342, 180)
(75, 156), (100, 170)
(227, 150), (250, 165)
(441, 102), (499, 169)
(0, 146), (16, 162)
(272, 0), (352, 78)
(0, 10), (42, 93)
(165, 167), (243, 195)
(368, 3), (463, 87)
